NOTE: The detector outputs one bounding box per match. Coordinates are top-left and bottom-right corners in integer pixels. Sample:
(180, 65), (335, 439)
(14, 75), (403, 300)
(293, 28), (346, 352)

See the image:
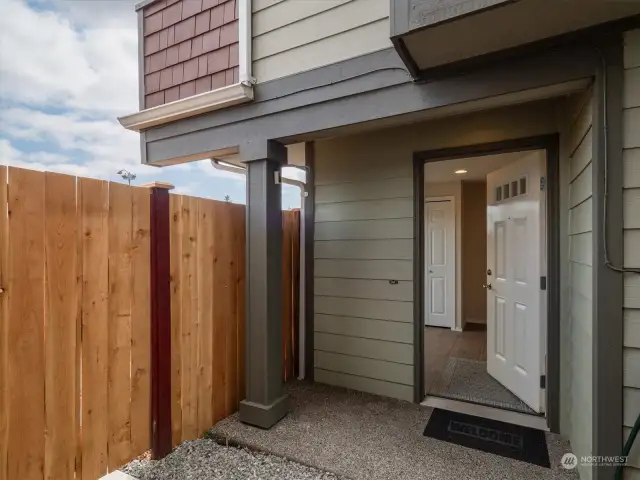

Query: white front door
(425, 199), (455, 328)
(486, 151), (546, 413)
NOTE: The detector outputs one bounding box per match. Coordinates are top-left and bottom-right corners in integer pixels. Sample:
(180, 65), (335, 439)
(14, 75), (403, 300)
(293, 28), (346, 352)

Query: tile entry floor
(425, 324), (536, 414)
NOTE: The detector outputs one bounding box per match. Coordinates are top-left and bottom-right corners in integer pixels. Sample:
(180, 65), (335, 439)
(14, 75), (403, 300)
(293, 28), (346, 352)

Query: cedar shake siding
(142, 0), (239, 109)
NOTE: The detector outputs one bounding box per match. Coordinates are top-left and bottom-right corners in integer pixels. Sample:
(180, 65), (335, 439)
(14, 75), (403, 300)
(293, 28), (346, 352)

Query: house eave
(118, 83), (254, 132)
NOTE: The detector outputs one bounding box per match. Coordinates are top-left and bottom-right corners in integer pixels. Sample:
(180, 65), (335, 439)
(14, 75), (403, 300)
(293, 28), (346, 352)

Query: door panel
(486, 151), (545, 413)
(425, 199), (455, 328)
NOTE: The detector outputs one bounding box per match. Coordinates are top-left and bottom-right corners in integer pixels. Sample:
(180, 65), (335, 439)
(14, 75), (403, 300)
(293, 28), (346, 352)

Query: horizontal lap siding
(623, 29), (640, 476)
(314, 163), (414, 401)
(252, 0), (390, 82)
(312, 101), (558, 402)
(565, 88), (594, 480)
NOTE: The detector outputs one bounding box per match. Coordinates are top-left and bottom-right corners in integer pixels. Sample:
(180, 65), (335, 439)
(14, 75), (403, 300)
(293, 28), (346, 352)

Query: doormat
(423, 409), (550, 468)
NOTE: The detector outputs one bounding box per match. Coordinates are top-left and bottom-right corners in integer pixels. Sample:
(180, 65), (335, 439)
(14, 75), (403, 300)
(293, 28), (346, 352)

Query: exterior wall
(558, 89), (594, 480)
(461, 181), (487, 325)
(142, 0), (239, 108)
(623, 29), (640, 478)
(313, 100), (558, 401)
(424, 181), (463, 330)
(252, 0), (391, 83)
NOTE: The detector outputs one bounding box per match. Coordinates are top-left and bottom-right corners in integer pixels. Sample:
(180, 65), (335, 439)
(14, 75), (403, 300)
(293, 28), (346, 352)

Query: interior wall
(313, 99), (558, 401)
(424, 180), (463, 330)
(461, 181), (487, 324)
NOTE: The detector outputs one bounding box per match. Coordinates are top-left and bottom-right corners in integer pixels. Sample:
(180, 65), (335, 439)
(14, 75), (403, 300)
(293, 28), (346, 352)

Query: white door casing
(425, 198), (456, 328)
(486, 151), (546, 413)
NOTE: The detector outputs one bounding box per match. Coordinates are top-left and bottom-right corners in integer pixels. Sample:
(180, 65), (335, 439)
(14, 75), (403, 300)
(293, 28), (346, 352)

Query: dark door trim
(412, 134), (561, 433)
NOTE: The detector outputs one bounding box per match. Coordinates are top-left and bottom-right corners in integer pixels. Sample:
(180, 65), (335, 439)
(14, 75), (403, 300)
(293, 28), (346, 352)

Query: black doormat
(423, 409), (550, 468)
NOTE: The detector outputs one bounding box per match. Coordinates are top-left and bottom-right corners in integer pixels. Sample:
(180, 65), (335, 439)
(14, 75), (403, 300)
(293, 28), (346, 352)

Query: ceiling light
(454, 169), (468, 174)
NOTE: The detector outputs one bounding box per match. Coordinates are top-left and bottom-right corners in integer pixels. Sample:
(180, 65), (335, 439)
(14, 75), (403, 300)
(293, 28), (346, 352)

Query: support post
(239, 140), (289, 429)
(144, 181), (174, 459)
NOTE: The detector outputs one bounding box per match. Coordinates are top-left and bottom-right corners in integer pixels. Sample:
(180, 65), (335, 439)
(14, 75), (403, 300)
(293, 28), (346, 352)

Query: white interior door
(486, 151), (546, 413)
(425, 199), (455, 328)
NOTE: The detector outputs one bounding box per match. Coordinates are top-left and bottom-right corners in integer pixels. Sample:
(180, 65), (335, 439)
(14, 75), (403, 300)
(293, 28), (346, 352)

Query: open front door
(486, 152), (545, 413)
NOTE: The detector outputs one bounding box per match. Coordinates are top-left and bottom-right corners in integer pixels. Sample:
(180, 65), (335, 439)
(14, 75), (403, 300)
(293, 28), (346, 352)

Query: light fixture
(454, 169), (468, 174)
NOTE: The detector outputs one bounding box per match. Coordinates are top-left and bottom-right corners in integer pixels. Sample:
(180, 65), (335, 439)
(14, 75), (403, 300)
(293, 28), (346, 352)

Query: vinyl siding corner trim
(119, 83), (254, 132)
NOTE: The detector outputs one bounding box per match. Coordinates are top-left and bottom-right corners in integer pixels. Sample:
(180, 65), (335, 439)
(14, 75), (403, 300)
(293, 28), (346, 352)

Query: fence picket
(6, 167), (46, 480)
(80, 178), (110, 480)
(44, 172), (78, 480)
(222, 205), (239, 417)
(180, 196), (198, 440)
(197, 199), (214, 435)
(107, 182), (133, 469)
(0, 166), (7, 480)
(130, 187), (151, 456)
(233, 205), (246, 404)
(169, 195), (183, 446)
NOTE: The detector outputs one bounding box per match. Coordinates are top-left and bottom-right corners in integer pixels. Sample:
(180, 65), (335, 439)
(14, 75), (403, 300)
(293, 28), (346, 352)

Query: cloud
(0, 0), (299, 207)
(0, 0), (138, 115)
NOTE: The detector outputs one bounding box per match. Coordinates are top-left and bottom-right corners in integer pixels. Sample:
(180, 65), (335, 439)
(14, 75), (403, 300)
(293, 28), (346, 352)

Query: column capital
(240, 139), (287, 165)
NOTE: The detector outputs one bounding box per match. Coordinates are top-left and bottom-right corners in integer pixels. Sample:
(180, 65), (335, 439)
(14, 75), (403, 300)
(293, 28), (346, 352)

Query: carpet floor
(429, 357), (536, 414)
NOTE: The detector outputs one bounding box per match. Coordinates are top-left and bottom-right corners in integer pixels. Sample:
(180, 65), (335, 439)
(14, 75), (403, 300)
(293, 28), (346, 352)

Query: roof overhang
(390, 0), (640, 79)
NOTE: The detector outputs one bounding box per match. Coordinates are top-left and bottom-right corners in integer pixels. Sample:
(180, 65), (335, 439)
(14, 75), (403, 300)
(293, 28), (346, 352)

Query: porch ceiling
(424, 151), (537, 183)
(400, 0), (638, 74)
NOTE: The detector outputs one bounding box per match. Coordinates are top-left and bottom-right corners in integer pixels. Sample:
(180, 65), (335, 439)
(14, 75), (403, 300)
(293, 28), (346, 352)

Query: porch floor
(211, 381), (577, 480)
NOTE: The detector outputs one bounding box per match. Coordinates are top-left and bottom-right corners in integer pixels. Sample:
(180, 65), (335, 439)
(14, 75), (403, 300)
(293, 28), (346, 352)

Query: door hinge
(540, 176), (546, 191)
(540, 375), (546, 389)
(540, 276), (547, 290)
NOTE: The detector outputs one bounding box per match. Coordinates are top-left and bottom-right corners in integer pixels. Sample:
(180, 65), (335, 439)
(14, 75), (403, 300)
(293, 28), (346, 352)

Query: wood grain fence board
(6, 167), (45, 480)
(233, 205), (246, 403)
(74, 180), (83, 480)
(221, 204), (238, 417)
(169, 195), (183, 446)
(0, 166), (7, 480)
(107, 182), (133, 469)
(80, 178), (109, 480)
(211, 201), (227, 423)
(197, 199), (214, 435)
(180, 196), (198, 440)
(44, 172), (78, 480)
(130, 187), (151, 456)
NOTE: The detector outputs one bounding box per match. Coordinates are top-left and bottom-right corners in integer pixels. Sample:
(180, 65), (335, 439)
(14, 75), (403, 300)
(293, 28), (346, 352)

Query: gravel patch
(122, 439), (345, 480)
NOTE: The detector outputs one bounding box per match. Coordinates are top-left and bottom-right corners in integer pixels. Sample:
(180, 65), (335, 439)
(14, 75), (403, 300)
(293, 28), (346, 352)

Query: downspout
(238, 0), (254, 85)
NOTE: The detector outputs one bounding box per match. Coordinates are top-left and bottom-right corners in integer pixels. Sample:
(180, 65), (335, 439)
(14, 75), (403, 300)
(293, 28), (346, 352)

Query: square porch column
(239, 140), (288, 429)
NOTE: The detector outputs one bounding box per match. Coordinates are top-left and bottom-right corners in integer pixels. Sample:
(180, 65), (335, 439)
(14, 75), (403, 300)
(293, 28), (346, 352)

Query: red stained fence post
(144, 181), (174, 460)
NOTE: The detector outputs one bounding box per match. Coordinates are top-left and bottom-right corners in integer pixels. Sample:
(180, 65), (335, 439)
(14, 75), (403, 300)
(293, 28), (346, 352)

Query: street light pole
(117, 169), (137, 186)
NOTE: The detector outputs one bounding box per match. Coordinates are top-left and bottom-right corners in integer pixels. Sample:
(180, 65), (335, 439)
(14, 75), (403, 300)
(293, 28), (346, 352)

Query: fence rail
(0, 166), (300, 480)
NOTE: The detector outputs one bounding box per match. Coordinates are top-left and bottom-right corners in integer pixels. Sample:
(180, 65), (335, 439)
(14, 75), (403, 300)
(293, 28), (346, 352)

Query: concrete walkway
(211, 381), (578, 480)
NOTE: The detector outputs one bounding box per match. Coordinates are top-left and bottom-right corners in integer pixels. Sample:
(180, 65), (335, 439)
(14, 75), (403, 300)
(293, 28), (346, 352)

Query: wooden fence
(0, 166), (300, 480)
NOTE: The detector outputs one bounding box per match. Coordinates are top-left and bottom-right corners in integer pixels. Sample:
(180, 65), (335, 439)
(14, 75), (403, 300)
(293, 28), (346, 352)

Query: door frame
(424, 196), (456, 329)
(412, 134), (561, 432)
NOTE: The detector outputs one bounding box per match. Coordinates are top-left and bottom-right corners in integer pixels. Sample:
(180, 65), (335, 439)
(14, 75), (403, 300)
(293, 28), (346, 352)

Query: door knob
(483, 283), (492, 290)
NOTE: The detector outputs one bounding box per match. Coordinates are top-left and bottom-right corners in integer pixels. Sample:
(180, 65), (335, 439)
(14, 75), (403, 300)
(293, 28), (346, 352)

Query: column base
(239, 395), (289, 429)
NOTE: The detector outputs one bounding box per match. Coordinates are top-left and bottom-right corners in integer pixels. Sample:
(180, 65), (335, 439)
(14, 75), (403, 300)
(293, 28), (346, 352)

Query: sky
(0, 0), (302, 208)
